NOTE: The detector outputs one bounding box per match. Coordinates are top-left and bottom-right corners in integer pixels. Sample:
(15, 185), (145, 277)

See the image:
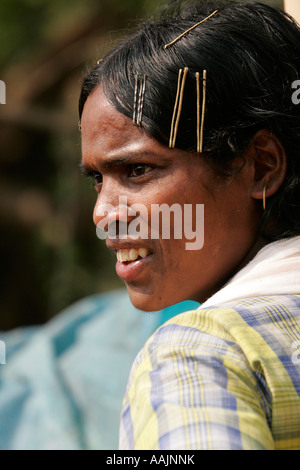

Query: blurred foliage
(0, 0), (283, 330)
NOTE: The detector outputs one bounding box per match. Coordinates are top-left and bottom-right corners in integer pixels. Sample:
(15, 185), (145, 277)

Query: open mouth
(115, 247), (153, 282)
(116, 248), (151, 264)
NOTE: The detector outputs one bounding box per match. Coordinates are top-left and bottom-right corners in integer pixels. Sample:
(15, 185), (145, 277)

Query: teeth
(129, 249), (139, 261)
(117, 248), (150, 263)
(138, 248), (148, 259)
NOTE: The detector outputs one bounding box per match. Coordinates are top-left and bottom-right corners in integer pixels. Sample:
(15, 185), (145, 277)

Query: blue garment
(0, 289), (198, 450)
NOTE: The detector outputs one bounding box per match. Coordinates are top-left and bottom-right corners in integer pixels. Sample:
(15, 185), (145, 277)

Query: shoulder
(135, 294), (300, 369)
(120, 295), (300, 449)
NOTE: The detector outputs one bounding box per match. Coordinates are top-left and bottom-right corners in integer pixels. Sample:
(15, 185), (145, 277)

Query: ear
(249, 129), (287, 203)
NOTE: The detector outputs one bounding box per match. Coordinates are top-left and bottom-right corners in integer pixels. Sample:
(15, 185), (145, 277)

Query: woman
(79, 1), (300, 449)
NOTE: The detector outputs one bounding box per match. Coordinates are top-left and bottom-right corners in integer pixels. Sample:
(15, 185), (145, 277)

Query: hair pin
(137, 75), (147, 126)
(133, 75), (147, 126)
(169, 69), (207, 152)
(164, 10), (218, 50)
(133, 75), (139, 125)
(196, 72), (201, 152)
(196, 70), (207, 153)
(200, 69), (207, 153)
(169, 67), (189, 148)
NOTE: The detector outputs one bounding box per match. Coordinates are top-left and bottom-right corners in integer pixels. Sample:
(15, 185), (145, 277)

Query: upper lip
(105, 237), (153, 253)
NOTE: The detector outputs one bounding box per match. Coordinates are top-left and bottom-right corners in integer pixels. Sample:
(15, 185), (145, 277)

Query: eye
(93, 172), (103, 186)
(128, 164), (153, 178)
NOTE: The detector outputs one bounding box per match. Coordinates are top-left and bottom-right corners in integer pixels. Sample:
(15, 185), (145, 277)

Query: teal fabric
(0, 289), (199, 450)
(158, 300), (200, 326)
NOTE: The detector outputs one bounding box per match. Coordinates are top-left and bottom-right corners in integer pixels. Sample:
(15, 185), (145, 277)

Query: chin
(127, 286), (194, 312)
(127, 283), (181, 312)
(127, 290), (163, 312)
(127, 282), (208, 311)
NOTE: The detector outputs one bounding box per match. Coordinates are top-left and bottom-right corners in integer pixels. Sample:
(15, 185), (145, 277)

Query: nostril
(107, 220), (129, 238)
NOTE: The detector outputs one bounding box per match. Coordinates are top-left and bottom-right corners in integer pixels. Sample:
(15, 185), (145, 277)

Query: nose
(93, 179), (136, 238)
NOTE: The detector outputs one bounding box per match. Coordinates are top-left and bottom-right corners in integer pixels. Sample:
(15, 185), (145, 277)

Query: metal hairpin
(133, 75), (147, 126)
(169, 67), (189, 148)
(164, 10), (218, 49)
(169, 68), (207, 152)
(198, 70), (207, 153)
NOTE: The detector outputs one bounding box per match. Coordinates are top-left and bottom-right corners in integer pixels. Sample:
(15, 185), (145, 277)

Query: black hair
(79, 0), (300, 240)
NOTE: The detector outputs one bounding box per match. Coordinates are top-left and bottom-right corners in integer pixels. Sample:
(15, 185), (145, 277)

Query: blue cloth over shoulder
(0, 289), (199, 450)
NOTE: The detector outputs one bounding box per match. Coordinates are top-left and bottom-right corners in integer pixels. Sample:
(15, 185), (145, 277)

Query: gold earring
(263, 186), (267, 211)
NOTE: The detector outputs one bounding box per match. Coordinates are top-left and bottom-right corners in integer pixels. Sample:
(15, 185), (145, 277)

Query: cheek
(157, 235), (196, 283)
(147, 184), (207, 262)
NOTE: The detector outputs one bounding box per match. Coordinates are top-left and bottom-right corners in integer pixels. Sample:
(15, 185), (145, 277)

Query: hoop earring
(263, 186), (267, 211)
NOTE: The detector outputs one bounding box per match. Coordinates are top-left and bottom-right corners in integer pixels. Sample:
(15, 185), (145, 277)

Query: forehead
(80, 85), (209, 173)
(81, 86), (146, 156)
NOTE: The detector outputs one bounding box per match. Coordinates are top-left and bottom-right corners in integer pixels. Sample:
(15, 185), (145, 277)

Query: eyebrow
(80, 151), (167, 174)
(80, 156), (135, 175)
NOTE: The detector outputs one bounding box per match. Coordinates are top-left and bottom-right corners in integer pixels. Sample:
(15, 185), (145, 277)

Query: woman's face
(81, 86), (261, 311)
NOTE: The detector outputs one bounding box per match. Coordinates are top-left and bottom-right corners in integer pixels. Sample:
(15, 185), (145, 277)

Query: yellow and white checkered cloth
(119, 295), (300, 450)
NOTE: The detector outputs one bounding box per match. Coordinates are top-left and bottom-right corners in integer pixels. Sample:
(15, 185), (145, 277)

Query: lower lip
(115, 254), (153, 282)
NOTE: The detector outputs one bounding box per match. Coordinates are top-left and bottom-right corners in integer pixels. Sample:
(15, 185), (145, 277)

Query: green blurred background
(0, 0), (282, 330)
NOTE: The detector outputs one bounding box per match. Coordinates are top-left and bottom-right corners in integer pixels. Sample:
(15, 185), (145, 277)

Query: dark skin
(81, 86), (287, 311)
